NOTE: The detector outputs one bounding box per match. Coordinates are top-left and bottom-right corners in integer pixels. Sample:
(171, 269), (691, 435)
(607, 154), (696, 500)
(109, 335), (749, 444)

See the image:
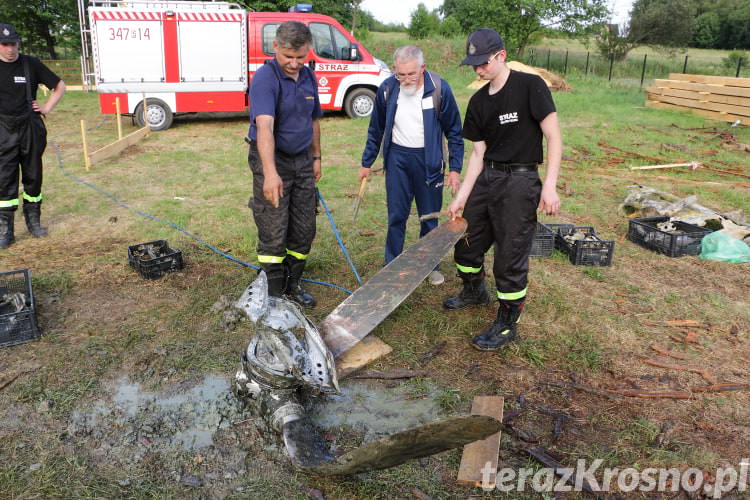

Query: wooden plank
(650, 93), (750, 117)
(649, 84), (750, 107)
(457, 396), (504, 488)
(654, 79), (750, 98)
(645, 100), (748, 123)
(336, 336), (393, 379)
(669, 73), (750, 89)
(89, 126), (150, 165)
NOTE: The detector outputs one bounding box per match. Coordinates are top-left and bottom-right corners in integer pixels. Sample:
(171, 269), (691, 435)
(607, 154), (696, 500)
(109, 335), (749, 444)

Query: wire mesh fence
(518, 47), (748, 87)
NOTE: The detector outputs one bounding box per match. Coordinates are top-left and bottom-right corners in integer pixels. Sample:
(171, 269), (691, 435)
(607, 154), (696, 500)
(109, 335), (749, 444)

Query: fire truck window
(332, 27), (353, 61)
(310, 23), (336, 60)
(262, 23), (281, 55)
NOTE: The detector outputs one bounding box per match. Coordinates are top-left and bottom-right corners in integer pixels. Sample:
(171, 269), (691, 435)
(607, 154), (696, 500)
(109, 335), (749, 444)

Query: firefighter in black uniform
(246, 21), (321, 307)
(0, 24), (65, 249)
(443, 28), (562, 350)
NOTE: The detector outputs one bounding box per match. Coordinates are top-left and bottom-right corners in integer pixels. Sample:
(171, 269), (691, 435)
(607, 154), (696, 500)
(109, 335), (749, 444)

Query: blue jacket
(361, 71), (464, 186)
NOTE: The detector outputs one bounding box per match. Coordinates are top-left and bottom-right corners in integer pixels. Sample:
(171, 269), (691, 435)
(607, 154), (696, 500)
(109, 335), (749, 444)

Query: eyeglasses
(394, 70), (422, 82)
(472, 51), (501, 69)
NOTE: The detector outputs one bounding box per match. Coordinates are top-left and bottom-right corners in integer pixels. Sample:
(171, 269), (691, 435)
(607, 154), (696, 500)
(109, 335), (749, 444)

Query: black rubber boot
(262, 264), (287, 298)
(285, 256), (316, 308)
(442, 271), (491, 310)
(23, 202), (47, 238)
(0, 211), (15, 249)
(470, 299), (525, 351)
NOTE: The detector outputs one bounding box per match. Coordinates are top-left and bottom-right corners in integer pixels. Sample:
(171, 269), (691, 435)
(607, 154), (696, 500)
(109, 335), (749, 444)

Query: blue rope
(317, 189), (362, 286)
(49, 141), (355, 295)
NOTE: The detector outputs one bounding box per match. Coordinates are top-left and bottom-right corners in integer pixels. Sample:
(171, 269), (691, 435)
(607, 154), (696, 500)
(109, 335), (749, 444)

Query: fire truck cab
(80, 1), (390, 130)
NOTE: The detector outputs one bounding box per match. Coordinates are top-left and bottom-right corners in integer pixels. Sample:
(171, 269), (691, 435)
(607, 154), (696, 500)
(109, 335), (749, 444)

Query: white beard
(400, 84), (418, 96)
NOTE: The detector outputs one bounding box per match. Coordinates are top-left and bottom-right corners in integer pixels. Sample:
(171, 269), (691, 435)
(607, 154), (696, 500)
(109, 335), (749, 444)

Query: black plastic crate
(557, 226), (615, 266)
(128, 240), (184, 279)
(0, 269), (42, 348)
(530, 222), (556, 257)
(627, 216), (713, 257)
(544, 223), (576, 251)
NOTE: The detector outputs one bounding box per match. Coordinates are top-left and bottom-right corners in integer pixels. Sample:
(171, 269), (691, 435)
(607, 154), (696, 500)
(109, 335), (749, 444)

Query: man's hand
(263, 171), (284, 208)
(446, 171), (461, 195)
(358, 166), (371, 181)
(313, 158), (322, 182)
(446, 199), (464, 221)
(538, 185), (560, 216)
(31, 101), (47, 116)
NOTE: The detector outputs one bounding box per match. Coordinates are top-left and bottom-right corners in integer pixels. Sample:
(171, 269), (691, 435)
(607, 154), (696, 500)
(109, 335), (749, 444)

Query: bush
(722, 50), (747, 71)
(438, 16), (462, 38)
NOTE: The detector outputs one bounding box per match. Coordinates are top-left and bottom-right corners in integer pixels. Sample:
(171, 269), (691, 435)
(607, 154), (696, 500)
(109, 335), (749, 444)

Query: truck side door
(308, 22), (357, 110)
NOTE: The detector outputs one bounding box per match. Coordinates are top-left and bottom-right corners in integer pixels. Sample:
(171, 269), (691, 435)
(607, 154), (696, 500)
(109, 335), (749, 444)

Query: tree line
(4, 0), (748, 60)
(407, 0), (749, 61)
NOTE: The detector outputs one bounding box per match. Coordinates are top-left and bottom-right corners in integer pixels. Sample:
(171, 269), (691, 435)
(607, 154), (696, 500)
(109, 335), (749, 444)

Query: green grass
(1, 36), (750, 499)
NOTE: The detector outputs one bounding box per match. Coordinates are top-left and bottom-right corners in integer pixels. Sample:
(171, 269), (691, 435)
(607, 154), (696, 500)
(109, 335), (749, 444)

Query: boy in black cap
(443, 28), (561, 351)
(0, 23), (66, 248)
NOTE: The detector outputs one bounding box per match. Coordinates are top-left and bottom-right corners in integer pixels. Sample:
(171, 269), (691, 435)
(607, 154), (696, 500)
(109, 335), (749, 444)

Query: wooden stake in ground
(115, 97), (123, 140)
(80, 119), (91, 171)
(457, 396), (504, 488)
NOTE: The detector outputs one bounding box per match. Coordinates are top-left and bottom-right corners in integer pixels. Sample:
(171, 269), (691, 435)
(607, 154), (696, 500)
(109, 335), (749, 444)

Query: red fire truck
(78, 1), (390, 130)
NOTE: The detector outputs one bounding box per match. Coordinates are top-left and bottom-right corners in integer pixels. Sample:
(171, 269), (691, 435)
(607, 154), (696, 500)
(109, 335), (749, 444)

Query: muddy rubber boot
(262, 263), (287, 298)
(285, 256), (316, 308)
(23, 202), (47, 238)
(0, 211), (15, 249)
(442, 271), (491, 310)
(470, 299), (524, 351)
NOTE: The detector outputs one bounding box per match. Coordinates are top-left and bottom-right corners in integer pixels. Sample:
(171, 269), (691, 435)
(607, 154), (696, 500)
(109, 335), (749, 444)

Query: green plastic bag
(699, 231), (750, 263)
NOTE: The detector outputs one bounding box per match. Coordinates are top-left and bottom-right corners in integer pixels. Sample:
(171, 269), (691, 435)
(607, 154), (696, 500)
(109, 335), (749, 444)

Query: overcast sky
(360, 0), (635, 27)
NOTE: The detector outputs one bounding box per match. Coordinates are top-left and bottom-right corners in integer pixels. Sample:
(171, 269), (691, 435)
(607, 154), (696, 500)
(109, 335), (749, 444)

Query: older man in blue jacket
(359, 45), (464, 284)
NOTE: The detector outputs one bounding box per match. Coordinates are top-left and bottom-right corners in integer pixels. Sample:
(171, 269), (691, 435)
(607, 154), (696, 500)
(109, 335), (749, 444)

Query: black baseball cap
(0, 24), (20, 44)
(461, 28), (505, 66)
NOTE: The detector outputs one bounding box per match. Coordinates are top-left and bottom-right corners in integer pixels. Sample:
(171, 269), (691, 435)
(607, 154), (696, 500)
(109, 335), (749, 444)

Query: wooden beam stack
(645, 73), (750, 123)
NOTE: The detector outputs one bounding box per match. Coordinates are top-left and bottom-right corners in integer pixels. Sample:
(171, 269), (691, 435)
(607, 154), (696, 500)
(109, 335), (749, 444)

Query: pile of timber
(646, 73), (750, 123)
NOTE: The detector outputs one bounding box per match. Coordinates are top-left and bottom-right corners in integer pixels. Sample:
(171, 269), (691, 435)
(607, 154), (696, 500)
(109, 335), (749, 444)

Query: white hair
(393, 45), (424, 66)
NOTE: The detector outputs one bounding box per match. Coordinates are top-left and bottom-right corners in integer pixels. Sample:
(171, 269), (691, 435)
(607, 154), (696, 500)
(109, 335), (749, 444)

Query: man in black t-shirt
(0, 24), (66, 249)
(443, 28), (562, 351)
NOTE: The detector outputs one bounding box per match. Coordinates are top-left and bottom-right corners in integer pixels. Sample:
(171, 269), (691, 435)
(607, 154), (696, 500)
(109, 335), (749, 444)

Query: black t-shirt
(462, 70), (556, 163)
(0, 54), (61, 116)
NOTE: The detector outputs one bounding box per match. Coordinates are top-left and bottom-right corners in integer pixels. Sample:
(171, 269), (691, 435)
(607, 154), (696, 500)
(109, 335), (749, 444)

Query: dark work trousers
(454, 168), (542, 294)
(248, 143), (317, 274)
(0, 112), (47, 211)
(384, 143), (443, 264)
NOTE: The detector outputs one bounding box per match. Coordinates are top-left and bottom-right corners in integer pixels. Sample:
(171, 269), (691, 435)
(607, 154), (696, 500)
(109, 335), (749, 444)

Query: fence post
(563, 50), (568, 75)
(608, 55), (614, 81)
(546, 49), (551, 70)
(584, 51), (590, 76)
(737, 57), (744, 78)
(682, 55), (688, 74)
(528, 48), (534, 66)
(640, 54), (647, 88)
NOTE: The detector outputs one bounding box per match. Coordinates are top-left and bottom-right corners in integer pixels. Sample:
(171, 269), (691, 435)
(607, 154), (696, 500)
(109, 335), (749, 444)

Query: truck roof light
(289, 4), (313, 13)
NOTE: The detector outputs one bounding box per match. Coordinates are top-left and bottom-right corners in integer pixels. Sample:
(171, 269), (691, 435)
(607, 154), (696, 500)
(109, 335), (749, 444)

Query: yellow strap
(22, 193), (43, 203)
(258, 255), (285, 264)
(497, 288), (527, 301)
(456, 263), (481, 274)
(286, 249), (308, 260)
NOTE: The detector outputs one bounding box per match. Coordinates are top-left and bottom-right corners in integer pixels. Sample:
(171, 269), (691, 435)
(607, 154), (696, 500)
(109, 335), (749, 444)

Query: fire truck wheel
(344, 88), (376, 119)
(134, 99), (174, 131)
